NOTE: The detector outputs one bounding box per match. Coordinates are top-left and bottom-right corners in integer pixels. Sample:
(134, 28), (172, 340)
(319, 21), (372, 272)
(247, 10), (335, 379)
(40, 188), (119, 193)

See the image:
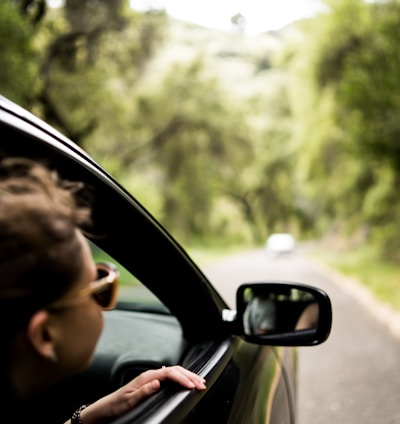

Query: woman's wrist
(74, 398), (112, 424)
(71, 404), (89, 424)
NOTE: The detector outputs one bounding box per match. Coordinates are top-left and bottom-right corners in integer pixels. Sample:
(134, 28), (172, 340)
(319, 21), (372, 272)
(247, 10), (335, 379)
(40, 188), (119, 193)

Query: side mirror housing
(235, 281), (332, 346)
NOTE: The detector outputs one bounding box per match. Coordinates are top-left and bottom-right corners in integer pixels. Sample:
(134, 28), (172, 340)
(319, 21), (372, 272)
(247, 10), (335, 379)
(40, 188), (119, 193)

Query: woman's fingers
(136, 365), (207, 391)
(159, 365), (207, 390)
(114, 366), (206, 416)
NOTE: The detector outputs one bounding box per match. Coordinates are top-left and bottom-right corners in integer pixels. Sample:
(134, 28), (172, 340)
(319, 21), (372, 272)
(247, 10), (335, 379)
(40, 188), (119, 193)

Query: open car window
(88, 239), (170, 314)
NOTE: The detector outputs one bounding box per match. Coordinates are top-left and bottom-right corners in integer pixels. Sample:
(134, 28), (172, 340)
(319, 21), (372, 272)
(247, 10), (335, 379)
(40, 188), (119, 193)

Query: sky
(131, 0), (327, 35)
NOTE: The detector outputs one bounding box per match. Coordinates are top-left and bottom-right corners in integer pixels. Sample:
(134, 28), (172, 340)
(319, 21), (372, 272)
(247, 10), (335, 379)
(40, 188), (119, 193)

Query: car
(266, 233), (296, 255)
(0, 95), (332, 424)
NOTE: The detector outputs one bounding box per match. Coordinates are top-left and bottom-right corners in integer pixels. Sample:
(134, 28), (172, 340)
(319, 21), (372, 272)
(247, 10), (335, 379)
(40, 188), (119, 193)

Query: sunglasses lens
(92, 284), (114, 309)
(96, 266), (110, 280)
(93, 264), (118, 310)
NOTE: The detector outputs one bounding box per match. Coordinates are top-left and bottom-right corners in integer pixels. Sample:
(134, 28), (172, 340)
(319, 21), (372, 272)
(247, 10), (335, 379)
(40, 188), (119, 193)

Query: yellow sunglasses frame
(48, 262), (119, 311)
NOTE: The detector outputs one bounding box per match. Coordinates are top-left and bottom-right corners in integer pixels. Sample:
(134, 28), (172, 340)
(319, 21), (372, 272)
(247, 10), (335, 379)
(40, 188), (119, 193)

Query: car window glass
(88, 239), (169, 313)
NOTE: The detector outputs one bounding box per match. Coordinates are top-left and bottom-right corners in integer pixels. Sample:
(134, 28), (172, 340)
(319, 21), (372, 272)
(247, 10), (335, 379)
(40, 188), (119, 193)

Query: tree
(288, 0), (400, 259)
(95, 57), (255, 243)
(7, 0), (168, 146)
(231, 13), (246, 33)
(0, 1), (39, 105)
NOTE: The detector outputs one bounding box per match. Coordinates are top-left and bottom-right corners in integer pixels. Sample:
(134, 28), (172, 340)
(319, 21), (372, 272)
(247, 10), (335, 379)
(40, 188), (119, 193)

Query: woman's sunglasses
(49, 262), (119, 311)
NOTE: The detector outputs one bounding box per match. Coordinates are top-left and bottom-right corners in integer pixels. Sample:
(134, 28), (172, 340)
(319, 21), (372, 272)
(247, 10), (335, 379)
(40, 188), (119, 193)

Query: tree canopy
(3, 0), (400, 258)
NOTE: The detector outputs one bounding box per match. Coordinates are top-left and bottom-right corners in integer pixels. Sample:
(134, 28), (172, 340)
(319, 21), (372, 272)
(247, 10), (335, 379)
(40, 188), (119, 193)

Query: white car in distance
(266, 233), (296, 255)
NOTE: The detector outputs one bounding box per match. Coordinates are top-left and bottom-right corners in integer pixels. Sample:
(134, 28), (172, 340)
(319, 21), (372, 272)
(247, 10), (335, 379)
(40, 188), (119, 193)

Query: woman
(0, 157), (206, 423)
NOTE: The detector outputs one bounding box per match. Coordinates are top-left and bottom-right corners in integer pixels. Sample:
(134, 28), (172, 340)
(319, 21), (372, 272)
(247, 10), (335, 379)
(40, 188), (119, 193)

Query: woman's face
(49, 231), (104, 375)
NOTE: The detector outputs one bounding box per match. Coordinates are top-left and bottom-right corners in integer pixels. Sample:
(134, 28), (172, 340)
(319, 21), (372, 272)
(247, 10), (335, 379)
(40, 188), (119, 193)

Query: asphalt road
(202, 248), (400, 424)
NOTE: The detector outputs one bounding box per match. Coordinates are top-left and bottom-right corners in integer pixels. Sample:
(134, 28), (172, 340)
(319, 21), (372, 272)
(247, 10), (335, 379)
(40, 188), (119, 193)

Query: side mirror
(235, 282), (332, 346)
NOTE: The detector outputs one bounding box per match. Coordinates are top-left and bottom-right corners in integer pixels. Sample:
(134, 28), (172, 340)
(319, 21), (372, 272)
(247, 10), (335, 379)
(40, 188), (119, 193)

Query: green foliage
(228, 116), (298, 240)
(0, 0), (307, 246)
(104, 57), (256, 243)
(0, 0), (39, 104)
(13, 0), (400, 258)
(320, 0), (400, 173)
(287, 0), (400, 260)
(31, 0), (167, 144)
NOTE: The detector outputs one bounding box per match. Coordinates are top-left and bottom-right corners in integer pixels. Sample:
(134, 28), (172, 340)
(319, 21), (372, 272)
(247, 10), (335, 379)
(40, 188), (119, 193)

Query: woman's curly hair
(0, 157), (93, 331)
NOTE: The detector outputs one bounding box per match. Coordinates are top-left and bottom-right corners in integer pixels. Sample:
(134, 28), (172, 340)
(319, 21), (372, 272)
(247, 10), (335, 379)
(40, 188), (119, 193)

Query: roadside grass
(186, 243), (259, 267)
(309, 245), (400, 311)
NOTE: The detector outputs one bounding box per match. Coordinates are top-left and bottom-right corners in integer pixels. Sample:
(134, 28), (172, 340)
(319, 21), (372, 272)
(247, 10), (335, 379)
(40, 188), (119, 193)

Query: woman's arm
(65, 365), (207, 424)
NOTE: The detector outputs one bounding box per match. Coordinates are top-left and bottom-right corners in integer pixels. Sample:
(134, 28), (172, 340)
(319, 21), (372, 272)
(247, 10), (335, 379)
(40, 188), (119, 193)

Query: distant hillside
(144, 17), (302, 100)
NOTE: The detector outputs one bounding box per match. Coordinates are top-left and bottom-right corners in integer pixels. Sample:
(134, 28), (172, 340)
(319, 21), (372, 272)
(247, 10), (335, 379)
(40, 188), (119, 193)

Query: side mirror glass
(236, 282), (332, 346)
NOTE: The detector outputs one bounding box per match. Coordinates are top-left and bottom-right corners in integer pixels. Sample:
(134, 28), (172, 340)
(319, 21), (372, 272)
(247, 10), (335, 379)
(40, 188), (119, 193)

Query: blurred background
(3, 0), (400, 329)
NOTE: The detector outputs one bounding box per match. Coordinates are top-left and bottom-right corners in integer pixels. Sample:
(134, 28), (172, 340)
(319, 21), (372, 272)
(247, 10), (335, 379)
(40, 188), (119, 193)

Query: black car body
(0, 95), (332, 424)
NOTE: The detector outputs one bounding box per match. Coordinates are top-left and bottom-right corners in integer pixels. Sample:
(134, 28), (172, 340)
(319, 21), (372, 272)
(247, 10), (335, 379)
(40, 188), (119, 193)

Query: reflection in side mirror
(236, 282), (332, 346)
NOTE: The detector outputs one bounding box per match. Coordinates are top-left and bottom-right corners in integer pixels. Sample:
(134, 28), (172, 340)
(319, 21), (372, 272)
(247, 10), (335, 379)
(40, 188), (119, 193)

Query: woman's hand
(78, 366), (206, 423)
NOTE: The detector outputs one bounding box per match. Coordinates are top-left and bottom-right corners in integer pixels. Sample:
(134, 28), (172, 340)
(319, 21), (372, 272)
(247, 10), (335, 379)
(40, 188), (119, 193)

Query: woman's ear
(27, 310), (57, 362)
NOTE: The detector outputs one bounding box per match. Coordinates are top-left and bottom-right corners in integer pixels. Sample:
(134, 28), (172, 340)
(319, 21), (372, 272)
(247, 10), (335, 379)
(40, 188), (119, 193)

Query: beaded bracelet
(71, 404), (89, 424)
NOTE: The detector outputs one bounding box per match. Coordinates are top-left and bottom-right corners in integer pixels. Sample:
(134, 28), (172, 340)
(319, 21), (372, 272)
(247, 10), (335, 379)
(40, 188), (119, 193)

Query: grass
(186, 243), (257, 267)
(309, 244), (400, 311)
